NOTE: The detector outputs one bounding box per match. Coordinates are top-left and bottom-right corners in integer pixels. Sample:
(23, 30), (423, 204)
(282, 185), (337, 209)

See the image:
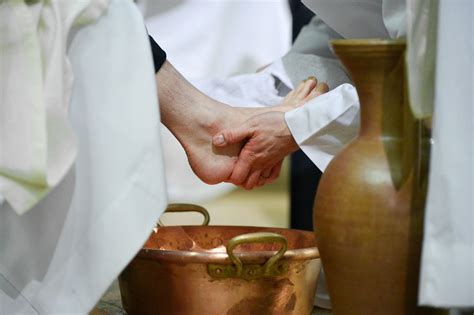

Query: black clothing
(148, 35), (167, 73)
(288, 0), (315, 41)
(288, 0), (322, 232)
(290, 151), (322, 231)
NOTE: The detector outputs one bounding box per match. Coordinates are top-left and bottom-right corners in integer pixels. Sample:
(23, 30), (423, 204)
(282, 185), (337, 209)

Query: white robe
(418, 0), (473, 307)
(0, 0), (167, 313)
(0, 0), (108, 215)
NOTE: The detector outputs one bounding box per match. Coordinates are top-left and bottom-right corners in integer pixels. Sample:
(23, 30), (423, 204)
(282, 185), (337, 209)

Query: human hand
(212, 111), (299, 189)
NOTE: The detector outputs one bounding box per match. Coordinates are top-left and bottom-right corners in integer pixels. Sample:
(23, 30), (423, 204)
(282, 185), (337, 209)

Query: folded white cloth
(0, 0), (109, 214)
(193, 61), (288, 108)
(0, 0), (167, 313)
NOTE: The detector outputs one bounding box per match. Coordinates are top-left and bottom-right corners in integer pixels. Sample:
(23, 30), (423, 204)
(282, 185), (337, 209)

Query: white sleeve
(382, 0), (406, 38)
(289, 15), (342, 58)
(285, 83), (360, 171)
(301, 0), (406, 39)
(281, 15), (351, 89)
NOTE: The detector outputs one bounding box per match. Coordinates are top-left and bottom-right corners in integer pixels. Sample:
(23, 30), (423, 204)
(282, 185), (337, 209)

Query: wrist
(280, 113), (299, 154)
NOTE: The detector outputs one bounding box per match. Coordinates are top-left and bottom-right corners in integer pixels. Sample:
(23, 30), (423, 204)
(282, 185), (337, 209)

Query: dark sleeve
(148, 35), (167, 73)
(288, 0), (315, 42)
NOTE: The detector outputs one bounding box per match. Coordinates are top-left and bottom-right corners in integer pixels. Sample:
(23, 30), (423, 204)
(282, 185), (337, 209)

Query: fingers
(243, 170), (262, 190)
(235, 157), (285, 189)
(256, 167), (272, 187)
(213, 125), (253, 147)
(255, 160), (284, 188)
(266, 160), (283, 183)
(257, 166), (273, 187)
(262, 168), (272, 178)
(229, 154), (253, 185)
(257, 176), (267, 188)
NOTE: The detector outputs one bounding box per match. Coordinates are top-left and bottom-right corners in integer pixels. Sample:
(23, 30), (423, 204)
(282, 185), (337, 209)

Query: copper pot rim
(137, 225), (320, 264)
(138, 247), (319, 264)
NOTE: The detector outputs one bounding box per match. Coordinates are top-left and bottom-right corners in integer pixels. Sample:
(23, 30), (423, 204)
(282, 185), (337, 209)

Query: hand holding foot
(213, 111), (298, 189)
(212, 78), (330, 189)
(156, 61), (327, 186)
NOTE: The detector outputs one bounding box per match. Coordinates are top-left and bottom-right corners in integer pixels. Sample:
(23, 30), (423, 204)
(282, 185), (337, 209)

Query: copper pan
(119, 204), (321, 315)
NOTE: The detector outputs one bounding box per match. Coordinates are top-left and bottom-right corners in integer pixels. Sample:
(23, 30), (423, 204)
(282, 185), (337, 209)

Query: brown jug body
(313, 40), (445, 315)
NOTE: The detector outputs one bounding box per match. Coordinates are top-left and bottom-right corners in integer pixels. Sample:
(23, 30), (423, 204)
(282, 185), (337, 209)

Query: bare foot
(178, 79), (326, 185)
(158, 61), (326, 185)
(276, 76), (329, 112)
(178, 105), (242, 185)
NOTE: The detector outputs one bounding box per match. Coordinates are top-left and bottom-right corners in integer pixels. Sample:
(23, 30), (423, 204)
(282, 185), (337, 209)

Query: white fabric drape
(142, 0), (291, 80)
(0, 0), (167, 313)
(419, 0), (474, 307)
(406, 0), (438, 119)
(0, 0), (108, 214)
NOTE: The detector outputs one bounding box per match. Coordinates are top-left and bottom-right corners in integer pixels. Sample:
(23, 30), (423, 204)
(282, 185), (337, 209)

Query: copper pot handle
(158, 203), (210, 227)
(227, 232), (288, 277)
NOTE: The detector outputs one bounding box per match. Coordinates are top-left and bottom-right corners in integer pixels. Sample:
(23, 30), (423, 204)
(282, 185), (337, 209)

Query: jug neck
(332, 40), (406, 139)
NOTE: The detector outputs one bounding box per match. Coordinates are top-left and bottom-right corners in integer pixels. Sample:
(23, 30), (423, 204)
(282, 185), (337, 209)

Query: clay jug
(313, 39), (445, 314)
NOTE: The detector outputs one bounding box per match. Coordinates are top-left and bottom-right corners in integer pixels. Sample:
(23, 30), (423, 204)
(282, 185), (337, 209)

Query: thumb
(212, 125), (252, 147)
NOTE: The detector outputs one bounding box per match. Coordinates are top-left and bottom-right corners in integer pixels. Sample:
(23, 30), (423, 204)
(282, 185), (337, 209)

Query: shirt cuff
(284, 83), (360, 171)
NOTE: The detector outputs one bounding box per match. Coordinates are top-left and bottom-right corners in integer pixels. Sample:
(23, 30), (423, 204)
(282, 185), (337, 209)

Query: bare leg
(157, 61), (322, 185)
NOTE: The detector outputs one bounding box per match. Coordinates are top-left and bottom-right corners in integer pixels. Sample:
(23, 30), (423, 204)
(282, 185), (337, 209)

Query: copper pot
(119, 204), (320, 315)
